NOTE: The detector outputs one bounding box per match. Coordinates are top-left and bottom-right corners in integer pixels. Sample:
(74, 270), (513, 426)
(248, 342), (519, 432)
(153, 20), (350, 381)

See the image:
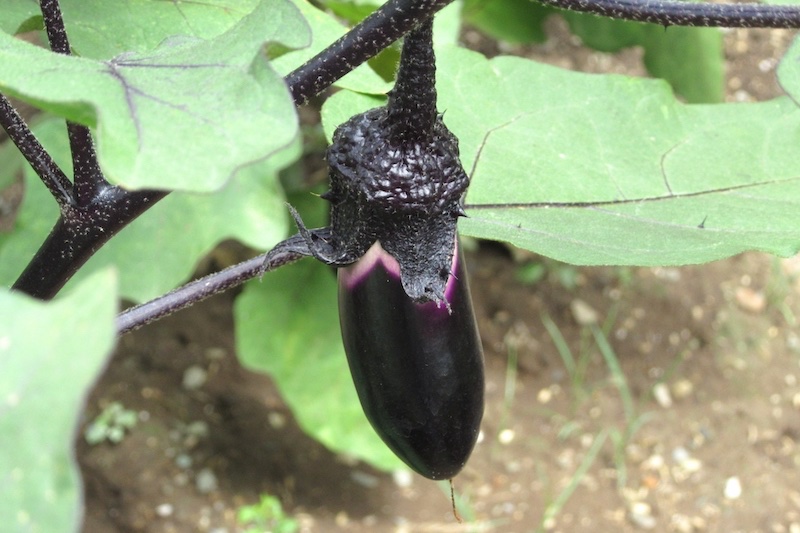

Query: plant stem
(40, 0), (71, 55)
(41, 0), (107, 206)
(388, 19), (437, 142)
(12, 188), (167, 299)
(537, 0), (800, 28)
(115, 232), (320, 334)
(0, 93), (73, 207)
(286, 0), (453, 104)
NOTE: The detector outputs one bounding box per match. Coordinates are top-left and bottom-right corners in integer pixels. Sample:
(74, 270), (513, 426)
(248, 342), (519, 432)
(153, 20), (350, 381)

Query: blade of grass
(591, 325), (636, 424)
(541, 311), (575, 376)
(537, 430), (609, 531)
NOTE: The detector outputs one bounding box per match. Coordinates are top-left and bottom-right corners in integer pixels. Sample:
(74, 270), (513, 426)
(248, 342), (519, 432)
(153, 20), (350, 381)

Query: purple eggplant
(338, 240), (484, 480)
(282, 19), (485, 477)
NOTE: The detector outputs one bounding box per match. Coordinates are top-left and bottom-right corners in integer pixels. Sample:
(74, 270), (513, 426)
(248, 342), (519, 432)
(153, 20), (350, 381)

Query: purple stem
(0, 93), (73, 207)
(286, 0), (454, 105)
(387, 19), (437, 142)
(537, 0), (800, 28)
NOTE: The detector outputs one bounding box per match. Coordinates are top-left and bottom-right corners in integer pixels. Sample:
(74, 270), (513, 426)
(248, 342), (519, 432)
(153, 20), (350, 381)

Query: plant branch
(116, 232), (322, 335)
(286, 0), (454, 104)
(41, 0), (107, 206)
(12, 188), (167, 299)
(536, 0), (800, 28)
(40, 0), (71, 54)
(0, 92), (73, 207)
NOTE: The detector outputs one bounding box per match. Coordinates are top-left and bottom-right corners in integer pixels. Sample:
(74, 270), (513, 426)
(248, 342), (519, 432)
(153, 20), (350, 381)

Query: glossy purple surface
(338, 242), (484, 480)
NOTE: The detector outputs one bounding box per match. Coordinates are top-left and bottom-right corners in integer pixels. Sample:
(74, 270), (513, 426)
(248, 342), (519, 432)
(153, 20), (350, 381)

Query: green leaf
(269, 0), (391, 95)
(0, 269), (117, 533)
(0, 0), (306, 191)
(0, 0), (40, 35)
(59, 0), (262, 60)
(461, 0), (723, 103)
(461, 0), (550, 44)
(0, 137), (25, 190)
(234, 259), (405, 472)
(561, 14), (724, 103)
(56, 0), (388, 94)
(0, 118), (291, 303)
(322, 47), (800, 266)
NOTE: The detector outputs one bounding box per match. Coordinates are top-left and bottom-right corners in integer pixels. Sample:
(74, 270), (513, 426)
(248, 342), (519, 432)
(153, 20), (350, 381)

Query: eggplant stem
(388, 19), (437, 142)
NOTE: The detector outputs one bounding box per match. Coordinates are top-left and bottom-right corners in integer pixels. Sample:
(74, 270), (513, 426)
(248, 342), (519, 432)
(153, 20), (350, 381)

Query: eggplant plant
(2, 0), (800, 530)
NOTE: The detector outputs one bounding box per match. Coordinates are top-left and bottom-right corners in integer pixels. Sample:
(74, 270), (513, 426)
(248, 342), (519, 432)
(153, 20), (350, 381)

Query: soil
(76, 16), (800, 533)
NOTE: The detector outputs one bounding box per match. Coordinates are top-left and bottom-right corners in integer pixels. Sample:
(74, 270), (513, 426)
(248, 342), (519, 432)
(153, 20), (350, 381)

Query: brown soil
(77, 17), (800, 533)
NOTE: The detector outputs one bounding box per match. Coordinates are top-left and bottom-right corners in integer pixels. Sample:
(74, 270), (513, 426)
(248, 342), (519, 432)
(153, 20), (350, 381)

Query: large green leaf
(0, 0), (306, 191)
(561, 13), (723, 103)
(0, 269), (117, 533)
(0, 118), (291, 302)
(461, 0), (723, 103)
(234, 259), (405, 472)
(55, 0), (387, 94)
(0, 0), (39, 35)
(321, 46), (800, 266)
(462, 0), (550, 44)
(60, 0), (261, 60)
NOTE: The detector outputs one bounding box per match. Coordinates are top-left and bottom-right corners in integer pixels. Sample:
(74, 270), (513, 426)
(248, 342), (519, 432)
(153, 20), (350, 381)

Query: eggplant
(338, 240), (484, 480)
(283, 19), (485, 478)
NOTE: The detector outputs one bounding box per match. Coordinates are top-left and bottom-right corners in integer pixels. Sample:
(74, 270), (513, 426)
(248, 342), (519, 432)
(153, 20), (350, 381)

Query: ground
(76, 16), (800, 533)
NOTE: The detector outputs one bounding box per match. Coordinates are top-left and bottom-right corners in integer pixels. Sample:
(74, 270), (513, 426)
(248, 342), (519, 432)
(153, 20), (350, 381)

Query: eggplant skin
(338, 241), (484, 480)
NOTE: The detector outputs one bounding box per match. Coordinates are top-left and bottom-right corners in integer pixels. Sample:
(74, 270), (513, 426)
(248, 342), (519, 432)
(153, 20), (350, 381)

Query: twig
(536, 0), (800, 28)
(40, 0), (107, 206)
(115, 233), (318, 334)
(0, 93), (73, 207)
(286, 0), (453, 104)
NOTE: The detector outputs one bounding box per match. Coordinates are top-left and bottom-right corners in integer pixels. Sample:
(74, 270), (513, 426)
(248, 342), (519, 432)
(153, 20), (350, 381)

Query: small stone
(735, 287), (766, 313)
(155, 503), (173, 517)
(537, 388), (553, 404)
(653, 383), (673, 408)
(672, 379), (694, 399)
(629, 502), (656, 529)
(498, 429), (515, 444)
(182, 366), (208, 390)
(185, 421), (209, 438)
(724, 476), (742, 500)
(268, 411), (286, 429)
(335, 511), (349, 527)
(195, 468), (218, 494)
(570, 299), (598, 326)
(350, 470), (379, 488)
(175, 454), (192, 469)
(392, 469), (413, 488)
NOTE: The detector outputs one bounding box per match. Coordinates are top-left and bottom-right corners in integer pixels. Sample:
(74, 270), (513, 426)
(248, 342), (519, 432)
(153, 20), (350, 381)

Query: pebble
(653, 383), (673, 408)
(724, 476), (742, 500)
(570, 299), (599, 326)
(392, 469), (413, 488)
(184, 421), (209, 438)
(182, 366), (208, 390)
(155, 503), (173, 517)
(350, 470), (379, 488)
(498, 429), (515, 444)
(175, 454), (192, 469)
(195, 468), (218, 493)
(735, 286), (766, 313)
(628, 502), (656, 529)
(672, 379), (694, 399)
(267, 411), (286, 429)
